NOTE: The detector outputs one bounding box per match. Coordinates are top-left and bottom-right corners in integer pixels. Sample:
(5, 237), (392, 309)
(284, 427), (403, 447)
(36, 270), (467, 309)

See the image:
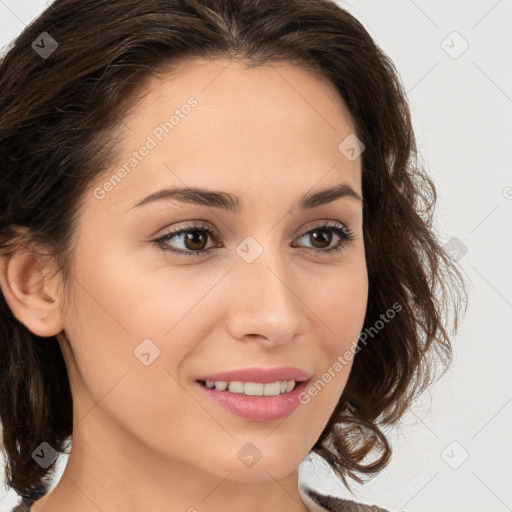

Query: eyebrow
(127, 182), (362, 213)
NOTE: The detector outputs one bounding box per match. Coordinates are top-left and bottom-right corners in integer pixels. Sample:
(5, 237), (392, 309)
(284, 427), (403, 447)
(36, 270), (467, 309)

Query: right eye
(153, 221), (220, 257)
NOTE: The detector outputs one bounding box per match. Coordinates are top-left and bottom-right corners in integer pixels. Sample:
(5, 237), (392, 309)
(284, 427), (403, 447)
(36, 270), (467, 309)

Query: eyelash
(153, 221), (355, 257)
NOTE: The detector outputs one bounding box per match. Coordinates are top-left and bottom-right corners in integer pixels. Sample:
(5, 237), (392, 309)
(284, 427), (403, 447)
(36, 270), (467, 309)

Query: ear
(0, 229), (64, 337)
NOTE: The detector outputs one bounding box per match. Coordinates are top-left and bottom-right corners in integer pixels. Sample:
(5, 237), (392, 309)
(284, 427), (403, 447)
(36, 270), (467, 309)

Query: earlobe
(0, 244), (63, 338)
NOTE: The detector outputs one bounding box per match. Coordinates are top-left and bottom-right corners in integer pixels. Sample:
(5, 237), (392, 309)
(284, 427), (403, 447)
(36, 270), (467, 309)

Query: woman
(0, 0), (467, 511)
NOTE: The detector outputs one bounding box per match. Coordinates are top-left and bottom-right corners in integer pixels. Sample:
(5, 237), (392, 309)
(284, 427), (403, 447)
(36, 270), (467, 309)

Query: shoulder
(303, 486), (393, 512)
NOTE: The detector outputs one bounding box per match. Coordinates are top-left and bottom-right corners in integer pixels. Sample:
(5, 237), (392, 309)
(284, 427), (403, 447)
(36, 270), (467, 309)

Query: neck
(31, 406), (311, 512)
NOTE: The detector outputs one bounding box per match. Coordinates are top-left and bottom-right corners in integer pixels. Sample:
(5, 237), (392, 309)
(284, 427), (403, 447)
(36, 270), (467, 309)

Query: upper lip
(197, 366), (312, 383)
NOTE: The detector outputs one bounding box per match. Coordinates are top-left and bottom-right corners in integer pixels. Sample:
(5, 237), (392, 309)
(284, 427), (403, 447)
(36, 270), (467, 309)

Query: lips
(196, 366), (312, 384)
(196, 378), (311, 422)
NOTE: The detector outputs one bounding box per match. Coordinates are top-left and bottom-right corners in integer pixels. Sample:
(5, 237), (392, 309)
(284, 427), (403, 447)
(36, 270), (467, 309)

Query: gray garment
(304, 486), (392, 512)
(12, 485), (393, 511)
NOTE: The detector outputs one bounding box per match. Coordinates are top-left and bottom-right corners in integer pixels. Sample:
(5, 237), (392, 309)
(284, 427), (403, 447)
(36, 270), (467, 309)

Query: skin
(1, 57), (368, 512)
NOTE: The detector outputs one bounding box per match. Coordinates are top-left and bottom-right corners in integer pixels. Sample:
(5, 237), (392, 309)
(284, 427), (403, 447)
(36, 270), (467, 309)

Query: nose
(224, 242), (308, 348)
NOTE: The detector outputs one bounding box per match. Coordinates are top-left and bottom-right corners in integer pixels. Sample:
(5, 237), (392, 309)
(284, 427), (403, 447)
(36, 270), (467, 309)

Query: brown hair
(0, 0), (467, 500)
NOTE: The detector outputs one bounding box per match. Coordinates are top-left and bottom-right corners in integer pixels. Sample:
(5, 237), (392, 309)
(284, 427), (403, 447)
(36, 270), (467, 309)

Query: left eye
(154, 221), (354, 257)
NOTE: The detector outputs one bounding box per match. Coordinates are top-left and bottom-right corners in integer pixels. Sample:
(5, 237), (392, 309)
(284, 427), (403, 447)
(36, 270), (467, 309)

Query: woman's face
(57, 57), (367, 483)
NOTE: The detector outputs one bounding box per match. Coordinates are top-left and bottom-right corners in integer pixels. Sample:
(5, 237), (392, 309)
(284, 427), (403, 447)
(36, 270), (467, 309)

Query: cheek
(60, 251), (211, 460)
(67, 242), (215, 345)
(306, 257), (368, 349)
(296, 260), (368, 413)
(60, 245), (223, 416)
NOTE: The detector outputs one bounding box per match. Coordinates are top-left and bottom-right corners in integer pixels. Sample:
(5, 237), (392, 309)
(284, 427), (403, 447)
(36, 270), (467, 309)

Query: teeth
(201, 380), (297, 396)
(213, 380), (227, 391)
(228, 381), (245, 393)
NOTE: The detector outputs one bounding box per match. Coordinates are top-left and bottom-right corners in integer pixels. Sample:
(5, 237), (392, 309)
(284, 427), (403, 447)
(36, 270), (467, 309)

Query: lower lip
(196, 380), (310, 422)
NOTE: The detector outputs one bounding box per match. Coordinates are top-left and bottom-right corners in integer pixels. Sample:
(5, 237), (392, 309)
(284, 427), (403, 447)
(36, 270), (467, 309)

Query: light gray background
(0, 1), (511, 511)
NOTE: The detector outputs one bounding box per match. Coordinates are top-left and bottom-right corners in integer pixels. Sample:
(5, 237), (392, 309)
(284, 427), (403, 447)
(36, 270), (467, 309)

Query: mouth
(196, 378), (304, 396)
(195, 378), (311, 422)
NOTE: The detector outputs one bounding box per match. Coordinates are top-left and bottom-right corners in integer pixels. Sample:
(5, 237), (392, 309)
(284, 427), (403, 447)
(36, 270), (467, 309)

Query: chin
(211, 447), (302, 483)
(222, 463), (298, 483)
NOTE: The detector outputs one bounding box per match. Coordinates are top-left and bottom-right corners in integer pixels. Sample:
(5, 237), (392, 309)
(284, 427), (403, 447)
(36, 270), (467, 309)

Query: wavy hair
(0, 0), (467, 500)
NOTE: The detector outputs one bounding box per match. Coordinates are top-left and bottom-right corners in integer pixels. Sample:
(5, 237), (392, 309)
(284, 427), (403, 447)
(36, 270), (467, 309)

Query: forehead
(121, 56), (357, 150)
(89, 57), (362, 214)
